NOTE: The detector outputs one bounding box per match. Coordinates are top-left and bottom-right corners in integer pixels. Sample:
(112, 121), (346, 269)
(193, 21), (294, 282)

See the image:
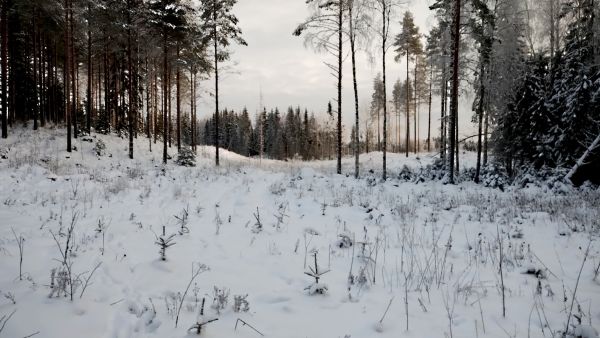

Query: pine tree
(395, 11), (421, 158)
(199, 0), (246, 167)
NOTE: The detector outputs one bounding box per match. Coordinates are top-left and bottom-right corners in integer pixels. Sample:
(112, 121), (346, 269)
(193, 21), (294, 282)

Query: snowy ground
(0, 126), (599, 338)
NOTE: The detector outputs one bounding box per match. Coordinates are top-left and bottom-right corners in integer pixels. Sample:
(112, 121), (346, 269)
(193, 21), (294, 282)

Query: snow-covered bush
(514, 166), (573, 194)
(211, 286), (229, 315)
(176, 147), (196, 167)
(233, 294), (250, 313)
(479, 163), (509, 190)
(414, 159), (446, 182)
(397, 165), (415, 182)
(93, 139), (106, 156)
(336, 233), (353, 249)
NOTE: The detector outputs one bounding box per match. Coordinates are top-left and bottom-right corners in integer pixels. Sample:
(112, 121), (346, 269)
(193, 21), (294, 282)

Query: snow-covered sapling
(302, 228), (319, 269)
(175, 206), (190, 235)
(3, 292), (15, 305)
(214, 206), (223, 235)
(304, 251), (330, 295)
(189, 298), (218, 335)
(93, 139), (106, 156)
(49, 211), (79, 301)
(95, 217), (110, 256)
(211, 286), (230, 315)
(176, 147), (196, 167)
(155, 226), (176, 261)
(273, 202), (289, 231)
(252, 207), (263, 233)
(10, 227), (24, 281)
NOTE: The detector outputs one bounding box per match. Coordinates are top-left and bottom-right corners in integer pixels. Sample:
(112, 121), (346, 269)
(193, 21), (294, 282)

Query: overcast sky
(196, 0), (476, 139)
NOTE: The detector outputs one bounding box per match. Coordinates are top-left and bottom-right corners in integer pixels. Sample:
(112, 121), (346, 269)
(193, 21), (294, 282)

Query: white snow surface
(0, 127), (599, 338)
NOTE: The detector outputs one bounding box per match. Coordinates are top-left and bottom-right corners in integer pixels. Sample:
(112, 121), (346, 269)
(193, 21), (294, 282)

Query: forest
(0, 0), (598, 183)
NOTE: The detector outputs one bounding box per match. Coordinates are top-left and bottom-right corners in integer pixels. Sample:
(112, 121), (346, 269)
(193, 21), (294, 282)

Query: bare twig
(565, 241), (592, 335)
(379, 297), (394, 324)
(0, 309), (16, 333)
(175, 264), (208, 328)
(79, 262), (102, 299)
(235, 318), (264, 336)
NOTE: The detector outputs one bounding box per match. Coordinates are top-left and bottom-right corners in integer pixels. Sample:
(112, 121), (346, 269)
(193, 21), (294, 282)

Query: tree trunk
(427, 62), (432, 152)
(336, 1), (343, 175)
(214, 6), (220, 166)
(65, 0), (72, 152)
(483, 107), (488, 165)
(349, 2), (360, 179)
(448, 0), (461, 184)
(71, 6), (77, 140)
(87, 4), (92, 134)
(33, 11), (38, 131)
(162, 33), (168, 164)
(413, 59), (418, 153)
(146, 58), (151, 152)
(475, 46), (485, 183)
(405, 52), (410, 158)
(127, 0), (134, 160)
(176, 43), (181, 151)
(382, 4), (388, 180)
(1, 0), (7, 138)
(191, 70), (196, 152)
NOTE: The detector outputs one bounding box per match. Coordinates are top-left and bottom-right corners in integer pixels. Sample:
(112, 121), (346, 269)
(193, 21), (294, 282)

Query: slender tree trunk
(382, 4), (388, 180)
(41, 34), (46, 127)
(146, 58), (151, 152)
(483, 108), (488, 165)
(427, 62), (432, 152)
(448, 0), (461, 184)
(413, 59), (418, 153)
(176, 43), (181, 151)
(191, 73), (194, 152)
(336, 0), (343, 175)
(377, 105), (380, 151)
(65, 0), (72, 152)
(162, 33), (168, 164)
(71, 6), (77, 140)
(475, 42), (486, 183)
(127, 0), (134, 159)
(550, 0), (555, 81)
(33, 11), (38, 131)
(405, 52), (410, 158)
(349, 2), (360, 179)
(86, 4), (92, 134)
(167, 64), (171, 148)
(214, 7), (220, 166)
(441, 74), (447, 162)
(1, 0), (7, 138)
(154, 64), (158, 144)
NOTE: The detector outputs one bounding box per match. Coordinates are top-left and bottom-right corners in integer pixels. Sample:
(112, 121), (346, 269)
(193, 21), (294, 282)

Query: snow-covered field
(0, 127), (599, 338)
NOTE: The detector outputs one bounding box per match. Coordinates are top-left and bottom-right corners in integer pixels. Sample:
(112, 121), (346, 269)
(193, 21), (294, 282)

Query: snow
(0, 126), (599, 338)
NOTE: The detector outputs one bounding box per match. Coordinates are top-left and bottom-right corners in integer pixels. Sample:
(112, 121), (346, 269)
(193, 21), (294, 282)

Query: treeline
(200, 105), (358, 161)
(0, 0), (246, 164)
